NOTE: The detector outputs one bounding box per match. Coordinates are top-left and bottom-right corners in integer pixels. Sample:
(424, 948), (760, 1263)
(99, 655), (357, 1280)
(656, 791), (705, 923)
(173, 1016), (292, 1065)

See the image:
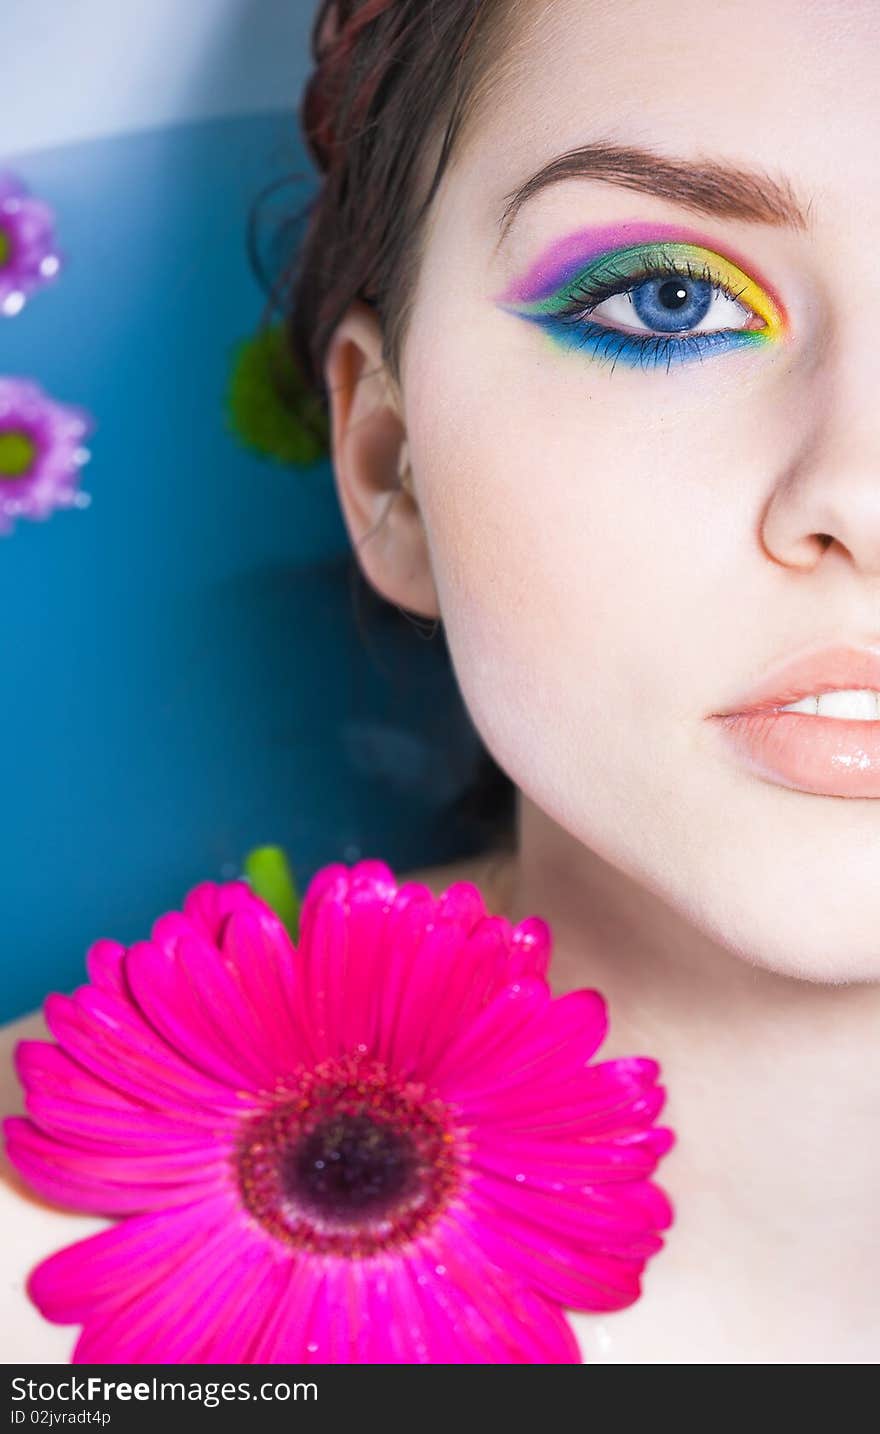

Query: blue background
(0, 114), (489, 1021)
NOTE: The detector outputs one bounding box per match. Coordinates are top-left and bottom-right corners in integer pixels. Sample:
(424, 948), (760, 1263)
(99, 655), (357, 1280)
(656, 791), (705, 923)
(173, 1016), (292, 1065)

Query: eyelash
(552, 252), (756, 374)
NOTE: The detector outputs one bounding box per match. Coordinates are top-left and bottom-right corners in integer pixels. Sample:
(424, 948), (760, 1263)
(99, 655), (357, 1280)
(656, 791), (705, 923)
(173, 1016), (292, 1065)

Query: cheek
(403, 319), (731, 765)
(400, 286), (801, 837)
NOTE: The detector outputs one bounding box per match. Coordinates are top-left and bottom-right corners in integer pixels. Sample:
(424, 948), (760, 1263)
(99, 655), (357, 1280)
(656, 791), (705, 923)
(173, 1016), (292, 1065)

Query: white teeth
(780, 696), (819, 714)
(780, 689), (880, 719)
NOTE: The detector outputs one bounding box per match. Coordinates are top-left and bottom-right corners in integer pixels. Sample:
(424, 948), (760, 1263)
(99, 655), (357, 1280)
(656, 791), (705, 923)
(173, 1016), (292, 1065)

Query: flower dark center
(284, 1113), (416, 1220)
(0, 431), (36, 480)
(0, 226), (10, 267)
(236, 1055), (460, 1257)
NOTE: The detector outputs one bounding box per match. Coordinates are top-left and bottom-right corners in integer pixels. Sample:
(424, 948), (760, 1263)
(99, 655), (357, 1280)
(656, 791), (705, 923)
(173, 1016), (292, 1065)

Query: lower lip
(710, 710), (880, 796)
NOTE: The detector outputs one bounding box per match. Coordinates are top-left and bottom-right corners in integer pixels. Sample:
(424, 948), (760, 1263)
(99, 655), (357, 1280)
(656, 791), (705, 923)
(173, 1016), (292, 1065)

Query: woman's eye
(496, 240), (788, 371)
(589, 275), (754, 336)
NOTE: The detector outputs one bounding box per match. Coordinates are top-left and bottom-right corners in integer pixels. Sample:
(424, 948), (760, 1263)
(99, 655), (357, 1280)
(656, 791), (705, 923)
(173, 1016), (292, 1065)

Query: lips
(710, 643), (880, 716)
(708, 643), (880, 797)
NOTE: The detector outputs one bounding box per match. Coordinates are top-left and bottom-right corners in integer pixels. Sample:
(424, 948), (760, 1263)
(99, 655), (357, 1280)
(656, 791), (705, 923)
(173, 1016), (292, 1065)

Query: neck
(497, 792), (880, 1361)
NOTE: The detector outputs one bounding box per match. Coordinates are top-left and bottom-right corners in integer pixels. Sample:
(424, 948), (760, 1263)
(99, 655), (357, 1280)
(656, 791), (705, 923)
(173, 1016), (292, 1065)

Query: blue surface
(0, 115), (488, 1021)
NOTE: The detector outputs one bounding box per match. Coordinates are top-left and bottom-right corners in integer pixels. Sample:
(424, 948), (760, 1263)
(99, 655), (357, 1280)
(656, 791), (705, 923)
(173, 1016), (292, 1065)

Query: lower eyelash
(580, 326), (705, 375)
(549, 253), (755, 370)
(557, 320), (747, 375)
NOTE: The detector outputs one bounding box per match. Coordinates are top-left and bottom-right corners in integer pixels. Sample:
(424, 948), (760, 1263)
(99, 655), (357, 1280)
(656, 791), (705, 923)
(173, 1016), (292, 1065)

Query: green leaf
(225, 324), (330, 468)
(243, 844), (301, 941)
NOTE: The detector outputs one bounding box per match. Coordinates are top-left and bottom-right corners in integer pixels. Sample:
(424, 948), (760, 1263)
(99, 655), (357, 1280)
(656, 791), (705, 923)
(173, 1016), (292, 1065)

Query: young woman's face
(399, 0), (880, 982)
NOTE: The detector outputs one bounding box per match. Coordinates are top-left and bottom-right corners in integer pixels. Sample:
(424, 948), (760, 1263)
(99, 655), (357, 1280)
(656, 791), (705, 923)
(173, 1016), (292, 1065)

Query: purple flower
(0, 378), (93, 535)
(0, 171), (62, 317)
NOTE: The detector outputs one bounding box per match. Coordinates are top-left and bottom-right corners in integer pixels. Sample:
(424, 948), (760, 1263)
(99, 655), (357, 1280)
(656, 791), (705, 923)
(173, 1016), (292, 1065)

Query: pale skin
(3, 0), (880, 1362)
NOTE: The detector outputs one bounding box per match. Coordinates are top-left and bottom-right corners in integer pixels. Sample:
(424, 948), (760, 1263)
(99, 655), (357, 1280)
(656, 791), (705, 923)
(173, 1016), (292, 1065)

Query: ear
(323, 299), (440, 619)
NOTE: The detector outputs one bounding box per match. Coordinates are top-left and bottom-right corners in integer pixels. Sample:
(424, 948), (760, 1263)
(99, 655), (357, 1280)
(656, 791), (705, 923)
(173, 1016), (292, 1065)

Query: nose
(761, 387), (880, 578)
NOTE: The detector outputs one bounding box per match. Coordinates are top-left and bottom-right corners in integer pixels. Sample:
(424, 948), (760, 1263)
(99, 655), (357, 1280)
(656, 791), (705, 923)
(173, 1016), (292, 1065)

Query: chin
(659, 753), (880, 987)
(688, 875), (880, 987)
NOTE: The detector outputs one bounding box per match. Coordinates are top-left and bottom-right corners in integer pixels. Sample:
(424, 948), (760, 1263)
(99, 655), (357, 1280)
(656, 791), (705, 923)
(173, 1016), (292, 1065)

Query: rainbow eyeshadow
(493, 221), (789, 371)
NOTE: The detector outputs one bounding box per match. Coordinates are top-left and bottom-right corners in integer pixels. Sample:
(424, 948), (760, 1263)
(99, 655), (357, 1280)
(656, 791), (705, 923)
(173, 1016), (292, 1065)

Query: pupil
(283, 1114), (416, 1220)
(658, 280), (689, 310)
(631, 275), (712, 332)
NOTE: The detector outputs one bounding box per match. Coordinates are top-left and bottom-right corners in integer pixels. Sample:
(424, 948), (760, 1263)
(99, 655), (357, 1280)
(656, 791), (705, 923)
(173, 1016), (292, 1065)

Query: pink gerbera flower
(0, 171), (62, 317)
(0, 377), (92, 535)
(3, 860), (674, 1364)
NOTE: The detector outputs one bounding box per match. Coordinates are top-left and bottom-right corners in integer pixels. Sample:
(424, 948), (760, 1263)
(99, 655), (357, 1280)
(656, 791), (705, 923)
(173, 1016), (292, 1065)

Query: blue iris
(630, 276), (713, 333)
(508, 262), (765, 370)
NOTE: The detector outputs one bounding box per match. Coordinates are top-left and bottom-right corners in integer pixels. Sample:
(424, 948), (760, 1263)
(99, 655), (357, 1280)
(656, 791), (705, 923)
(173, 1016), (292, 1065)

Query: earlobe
(323, 301), (440, 619)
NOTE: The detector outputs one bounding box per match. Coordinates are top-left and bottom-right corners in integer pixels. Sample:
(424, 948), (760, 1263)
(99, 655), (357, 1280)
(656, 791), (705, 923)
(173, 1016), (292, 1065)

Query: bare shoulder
(0, 1010), (106, 1363)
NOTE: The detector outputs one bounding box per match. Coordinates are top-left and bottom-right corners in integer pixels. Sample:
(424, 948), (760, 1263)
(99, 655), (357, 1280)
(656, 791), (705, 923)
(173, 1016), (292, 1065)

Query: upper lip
(711, 643), (880, 717)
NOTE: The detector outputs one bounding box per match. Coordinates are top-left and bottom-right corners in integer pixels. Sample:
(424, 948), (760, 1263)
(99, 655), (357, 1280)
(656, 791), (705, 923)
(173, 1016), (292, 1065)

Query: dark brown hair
(288, 0), (516, 397)
(267, 0), (520, 854)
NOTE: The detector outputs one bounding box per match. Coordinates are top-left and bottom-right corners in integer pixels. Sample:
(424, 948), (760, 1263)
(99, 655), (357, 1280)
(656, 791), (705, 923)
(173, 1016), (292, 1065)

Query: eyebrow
(495, 142), (813, 249)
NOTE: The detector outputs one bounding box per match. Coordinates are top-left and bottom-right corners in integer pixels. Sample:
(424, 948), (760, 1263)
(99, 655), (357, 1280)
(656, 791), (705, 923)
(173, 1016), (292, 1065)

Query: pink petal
(218, 909), (313, 1071)
(432, 986), (608, 1099)
(463, 1188), (647, 1312)
(27, 1189), (240, 1325)
(408, 1221), (582, 1363)
(219, 906), (323, 1066)
(362, 882), (439, 1067)
(295, 1265), (356, 1362)
(4, 1115), (230, 1215)
(427, 977), (552, 1093)
(148, 911), (207, 957)
(355, 1259), (437, 1363)
(393, 913), (522, 1076)
(600, 1176), (674, 1230)
(507, 914), (553, 981)
(42, 989), (254, 1117)
(128, 909), (312, 1091)
(15, 1042), (232, 1149)
(471, 1166), (669, 1260)
(315, 1260), (425, 1363)
(207, 1255), (303, 1363)
(16, 1040), (150, 1114)
(293, 861), (550, 1073)
(123, 936), (278, 1089)
(245, 1258), (328, 1362)
(373, 896), (541, 1077)
(295, 860), (399, 947)
(84, 939), (127, 995)
(463, 1057), (668, 1135)
(295, 871), (436, 1062)
(181, 879), (270, 944)
(72, 1221), (273, 1364)
(22, 1092), (232, 1151)
(470, 1126), (674, 1185)
(250, 1236), (580, 1364)
(481, 1171), (673, 1238)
